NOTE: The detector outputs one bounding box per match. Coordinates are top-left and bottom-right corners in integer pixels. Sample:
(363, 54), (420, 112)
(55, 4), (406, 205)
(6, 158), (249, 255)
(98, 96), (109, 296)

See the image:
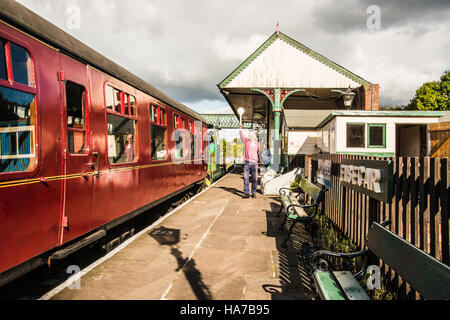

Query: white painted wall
(333, 116), (439, 155)
(316, 119), (336, 153)
(287, 130), (319, 155)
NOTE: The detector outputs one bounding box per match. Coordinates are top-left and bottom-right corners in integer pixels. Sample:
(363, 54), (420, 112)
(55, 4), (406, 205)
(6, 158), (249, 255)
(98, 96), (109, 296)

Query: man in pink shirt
(239, 123), (260, 198)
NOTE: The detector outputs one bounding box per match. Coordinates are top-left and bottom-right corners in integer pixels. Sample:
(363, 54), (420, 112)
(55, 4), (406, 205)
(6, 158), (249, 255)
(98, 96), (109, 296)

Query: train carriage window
(66, 81), (87, 154)
(173, 115), (185, 160)
(10, 43), (34, 87)
(189, 121), (195, 160)
(151, 125), (166, 160)
(105, 85), (114, 110)
(105, 84), (138, 164)
(0, 86), (36, 173)
(113, 88), (121, 113)
(0, 39), (6, 80)
(129, 95), (136, 116)
(107, 114), (136, 163)
(150, 104), (167, 160)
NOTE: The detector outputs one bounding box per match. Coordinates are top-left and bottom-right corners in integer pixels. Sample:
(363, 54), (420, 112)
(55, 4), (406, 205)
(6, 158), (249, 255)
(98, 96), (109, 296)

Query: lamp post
(332, 87), (356, 109)
(250, 88), (305, 173)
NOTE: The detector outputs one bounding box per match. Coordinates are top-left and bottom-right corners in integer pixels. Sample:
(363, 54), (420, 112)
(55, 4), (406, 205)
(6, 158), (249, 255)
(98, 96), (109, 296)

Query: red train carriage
(0, 0), (208, 286)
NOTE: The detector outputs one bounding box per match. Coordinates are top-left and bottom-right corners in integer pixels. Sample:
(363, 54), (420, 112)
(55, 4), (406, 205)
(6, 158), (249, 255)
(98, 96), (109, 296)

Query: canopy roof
(201, 114), (252, 129)
(217, 31), (374, 122)
(218, 32), (371, 90)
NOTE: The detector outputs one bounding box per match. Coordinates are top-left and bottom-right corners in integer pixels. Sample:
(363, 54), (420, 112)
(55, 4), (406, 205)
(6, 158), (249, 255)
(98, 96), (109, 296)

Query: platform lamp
(238, 107), (244, 125)
(332, 87), (356, 109)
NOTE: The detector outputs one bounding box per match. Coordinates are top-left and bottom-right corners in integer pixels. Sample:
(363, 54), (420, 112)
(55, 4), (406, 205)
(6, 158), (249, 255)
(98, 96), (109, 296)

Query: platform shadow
(261, 200), (316, 300)
(149, 226), (212, 300)
(215, 186), (245, 197)
(171, 247), (213, 300)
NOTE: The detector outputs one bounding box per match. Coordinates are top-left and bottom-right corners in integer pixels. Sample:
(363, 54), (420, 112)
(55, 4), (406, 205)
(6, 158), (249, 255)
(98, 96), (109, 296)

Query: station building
(216, 28), (450, 169)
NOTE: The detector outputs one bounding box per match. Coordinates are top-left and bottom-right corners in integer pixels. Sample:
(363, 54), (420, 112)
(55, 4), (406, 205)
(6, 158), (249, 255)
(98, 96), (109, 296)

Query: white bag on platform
(262, 167), (302, 196)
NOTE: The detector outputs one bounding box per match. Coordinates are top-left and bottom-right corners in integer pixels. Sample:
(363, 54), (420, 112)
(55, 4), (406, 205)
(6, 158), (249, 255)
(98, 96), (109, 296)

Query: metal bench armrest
(311, 249), (367, 272)
(279, 187), (302, 196)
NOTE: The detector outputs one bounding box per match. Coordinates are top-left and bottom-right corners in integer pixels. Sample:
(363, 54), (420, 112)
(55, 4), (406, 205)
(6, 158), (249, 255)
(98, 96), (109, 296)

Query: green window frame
(367, 123), (386, 148)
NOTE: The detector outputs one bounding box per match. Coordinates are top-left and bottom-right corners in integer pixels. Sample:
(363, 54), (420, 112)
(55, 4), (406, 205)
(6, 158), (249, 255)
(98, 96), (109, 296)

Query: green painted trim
(218, 31), (372, 89)
(281, 89), (305, 106)
(336, 151), (395, 157)
(367, 123), (386, 148)
(251, 88), (274, 109)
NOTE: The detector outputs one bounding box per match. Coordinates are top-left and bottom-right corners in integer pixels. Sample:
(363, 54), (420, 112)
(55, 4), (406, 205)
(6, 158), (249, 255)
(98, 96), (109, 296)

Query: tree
(408, 70), (450, 111)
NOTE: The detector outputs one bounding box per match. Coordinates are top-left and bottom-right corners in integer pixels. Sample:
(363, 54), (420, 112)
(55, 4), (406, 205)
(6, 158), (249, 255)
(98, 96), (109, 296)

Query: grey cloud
(312, 0), (450, 34)
(14, 0), (450, 108)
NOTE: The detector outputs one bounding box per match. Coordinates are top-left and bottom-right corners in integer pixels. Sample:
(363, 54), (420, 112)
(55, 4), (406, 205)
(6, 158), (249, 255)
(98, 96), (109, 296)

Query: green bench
(310, 221), (450, 300)
(278, 176), (328, 248)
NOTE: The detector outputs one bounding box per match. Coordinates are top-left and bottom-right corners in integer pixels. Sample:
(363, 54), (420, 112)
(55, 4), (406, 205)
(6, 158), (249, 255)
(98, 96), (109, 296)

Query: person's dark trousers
(243, 161), (258, 196)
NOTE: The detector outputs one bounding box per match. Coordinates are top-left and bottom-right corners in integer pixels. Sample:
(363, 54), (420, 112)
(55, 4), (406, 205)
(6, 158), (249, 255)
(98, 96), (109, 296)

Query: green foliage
(310, 212), (395, 300)
(310, 212), (366, 272)
(371, 287), (394, 300)
(408, 70), (450, 111)
(290, 179), (300, 190)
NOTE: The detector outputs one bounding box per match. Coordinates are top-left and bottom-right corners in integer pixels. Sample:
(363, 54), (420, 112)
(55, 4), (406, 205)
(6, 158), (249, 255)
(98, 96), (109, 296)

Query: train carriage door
(57, 54), (94, 245)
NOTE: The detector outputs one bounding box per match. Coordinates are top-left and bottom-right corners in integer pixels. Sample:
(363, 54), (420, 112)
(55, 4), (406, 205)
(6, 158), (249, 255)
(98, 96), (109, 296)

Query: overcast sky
(15, 0), (450, 113)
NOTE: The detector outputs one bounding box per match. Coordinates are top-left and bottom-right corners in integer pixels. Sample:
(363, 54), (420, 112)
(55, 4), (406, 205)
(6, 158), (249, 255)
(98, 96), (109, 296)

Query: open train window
(66, 81), (87, 154)
(0, 86), (37, 173)
(173, 114), (185, 160)
(105, 84), (138, 164)
(107, 115), (136, 163)
(150, 104), (167, 160)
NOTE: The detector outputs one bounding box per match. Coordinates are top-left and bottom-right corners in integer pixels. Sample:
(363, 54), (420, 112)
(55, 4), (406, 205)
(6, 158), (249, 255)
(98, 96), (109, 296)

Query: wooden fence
(429, 122), (450, 157)
(308, 154), (449, 299)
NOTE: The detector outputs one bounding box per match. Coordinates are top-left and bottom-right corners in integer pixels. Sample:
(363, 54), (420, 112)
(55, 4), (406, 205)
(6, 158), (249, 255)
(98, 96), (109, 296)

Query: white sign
(339, 164), (381, 193)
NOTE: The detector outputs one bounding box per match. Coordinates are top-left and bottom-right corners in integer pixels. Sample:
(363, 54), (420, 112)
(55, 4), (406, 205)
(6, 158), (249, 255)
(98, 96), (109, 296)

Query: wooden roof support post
(251, 88), (304, 172)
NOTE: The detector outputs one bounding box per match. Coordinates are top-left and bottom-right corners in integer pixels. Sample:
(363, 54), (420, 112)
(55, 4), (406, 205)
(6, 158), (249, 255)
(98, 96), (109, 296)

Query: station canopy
(217, 30), (375, 124)
(201, 114), (252, 129)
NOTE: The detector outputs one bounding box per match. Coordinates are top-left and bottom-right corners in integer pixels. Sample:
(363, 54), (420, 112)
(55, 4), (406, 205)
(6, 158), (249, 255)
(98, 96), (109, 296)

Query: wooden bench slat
(366, 222), (450, 300)
(312, 271), (346, 300)
(280, 194), (308, 219)
(299, 179), (322, 201)
(333, 271), (370, 300)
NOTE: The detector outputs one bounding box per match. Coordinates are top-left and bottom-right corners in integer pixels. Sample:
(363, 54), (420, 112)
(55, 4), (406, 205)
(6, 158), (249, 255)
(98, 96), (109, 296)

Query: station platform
(48, 167), (315, 300)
